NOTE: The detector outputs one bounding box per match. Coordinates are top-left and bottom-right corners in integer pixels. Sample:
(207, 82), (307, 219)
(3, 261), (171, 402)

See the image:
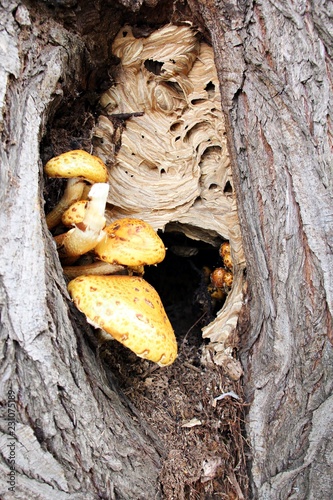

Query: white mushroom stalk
(46, 177), (85, 230)
(63, 261), (126, 279)
(44, 150), (108, 229)
(57, 183), (109, 261)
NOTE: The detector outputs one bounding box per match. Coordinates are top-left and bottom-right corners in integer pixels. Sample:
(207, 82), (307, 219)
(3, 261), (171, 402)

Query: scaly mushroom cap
(210, 268), (233, 289)
(210, 268), (227, 288)
(219, 242), (231, 258)
(94, 218), (166, 267)
(223, 271), (233, 288)
(62, 200), (88, 227)
(222, 253), (233, 270)
(44, 150), (108, 184)
(68, 275), (177, 366)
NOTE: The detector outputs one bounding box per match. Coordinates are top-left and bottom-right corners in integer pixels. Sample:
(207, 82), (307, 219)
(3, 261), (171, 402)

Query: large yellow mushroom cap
(44, 150), (108, 184)
(68, 275), (177, 366)
(95, 218), (166, 266)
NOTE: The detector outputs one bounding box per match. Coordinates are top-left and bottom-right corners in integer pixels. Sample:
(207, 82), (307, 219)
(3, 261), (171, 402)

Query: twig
(182, 311), (207, 346)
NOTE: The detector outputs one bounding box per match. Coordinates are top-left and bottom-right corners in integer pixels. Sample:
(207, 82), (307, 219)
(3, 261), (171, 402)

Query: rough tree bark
(194, 0), (333, 498)
(0, 0), (332, 499)
(0, 2), (166, 498)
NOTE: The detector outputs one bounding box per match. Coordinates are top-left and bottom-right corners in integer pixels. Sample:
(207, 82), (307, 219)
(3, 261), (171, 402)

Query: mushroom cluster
(44, 150), (177, 367)
(208, 242), (234, 301)
(46, 23), (247, 377)
(45, 149), (108, 230)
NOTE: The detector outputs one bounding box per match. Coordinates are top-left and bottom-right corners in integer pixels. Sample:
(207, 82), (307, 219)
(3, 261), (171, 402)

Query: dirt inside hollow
(99, 238), (250, 499)
(42, 96), (249, 500)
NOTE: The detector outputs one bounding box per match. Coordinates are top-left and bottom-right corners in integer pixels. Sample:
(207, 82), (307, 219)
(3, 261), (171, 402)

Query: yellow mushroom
(61, 200), (88, 227)
(219, 242), (231, 259)
(218, 241), (233, 269)
(68, 275), (177, 366)
(222, 253), (233, 270)
(56, 183), (109, 262)
(210, 267), (233, 289)
(94, 218), (166, 267)
(222, 270), (233, 288)
(44, 150), (108, 229)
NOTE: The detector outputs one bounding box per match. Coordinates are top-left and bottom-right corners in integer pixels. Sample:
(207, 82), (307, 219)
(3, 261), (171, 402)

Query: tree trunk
(0, 2), (165, 498)
(1, 1), (332, 499)
(194, 0), (333, 497)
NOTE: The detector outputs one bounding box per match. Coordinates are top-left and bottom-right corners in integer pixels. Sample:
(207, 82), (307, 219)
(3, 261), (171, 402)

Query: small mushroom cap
(222, 253), (233, 270)
(210, 267), (233, 289)
(219, 242), (231, 259)
(210, 267), (227, 288)
(95, 218), (166, 266)
(223, 271), (233, 288)
(62, 200), (87, 226)
(68, 275), (177, 366)
(44, 150), (108, 184)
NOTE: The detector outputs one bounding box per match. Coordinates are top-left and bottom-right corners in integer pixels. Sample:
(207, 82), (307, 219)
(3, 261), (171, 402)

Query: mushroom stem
(58, 183), (109, 261)
(46, 178), (86, 230)
(63, 261), (126, 279)
(44, 150), (108, 230)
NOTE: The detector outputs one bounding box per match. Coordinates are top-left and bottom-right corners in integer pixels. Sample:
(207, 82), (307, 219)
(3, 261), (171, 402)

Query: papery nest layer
(93, 23), (246, 378)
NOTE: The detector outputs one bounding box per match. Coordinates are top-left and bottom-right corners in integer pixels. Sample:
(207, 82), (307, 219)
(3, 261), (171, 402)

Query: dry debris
(101, 326), (249, 499)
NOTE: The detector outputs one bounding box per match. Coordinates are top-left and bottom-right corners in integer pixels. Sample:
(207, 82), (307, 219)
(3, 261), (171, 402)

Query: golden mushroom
(61, 200), (87, 227)
(222, 253), (233, 270)
(94, 218), (166, 268)
(56, 183), (109, 263)
(210, 267), (233, 289)
(219, 242), (231, 259)
(219, 241), (233, 270)
(44, 150), (108, 229)
(68, 275), (178, 366)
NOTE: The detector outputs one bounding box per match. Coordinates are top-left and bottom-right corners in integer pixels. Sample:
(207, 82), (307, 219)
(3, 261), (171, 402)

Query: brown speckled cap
(45, 150), (108, 184)
(94, 218), (166, 267)
(68, 275), (177, 367)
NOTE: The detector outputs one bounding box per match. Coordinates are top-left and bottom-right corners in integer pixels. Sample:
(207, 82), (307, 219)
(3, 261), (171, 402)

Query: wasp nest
(93, 24), (246, 379)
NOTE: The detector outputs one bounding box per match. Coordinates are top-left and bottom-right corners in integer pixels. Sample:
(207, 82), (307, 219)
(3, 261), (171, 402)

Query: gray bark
(0, 0), (332, 499)
(194, 0), (333, 498)
(0, 1), (164, 498)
